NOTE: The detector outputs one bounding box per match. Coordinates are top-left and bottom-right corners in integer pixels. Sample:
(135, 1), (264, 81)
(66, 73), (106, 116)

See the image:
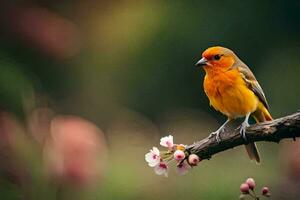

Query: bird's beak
(195, 57), (208, 67)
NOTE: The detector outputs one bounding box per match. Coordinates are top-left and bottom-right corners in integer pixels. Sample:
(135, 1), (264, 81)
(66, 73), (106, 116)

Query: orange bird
(195, 46), (272, 163)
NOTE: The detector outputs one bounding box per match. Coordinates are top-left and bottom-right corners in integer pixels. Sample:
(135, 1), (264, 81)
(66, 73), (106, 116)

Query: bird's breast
(203, 70), (258, 118)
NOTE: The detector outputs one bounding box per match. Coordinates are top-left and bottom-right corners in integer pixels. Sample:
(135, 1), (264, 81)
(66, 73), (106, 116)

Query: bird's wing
(237, 64), (269, 110)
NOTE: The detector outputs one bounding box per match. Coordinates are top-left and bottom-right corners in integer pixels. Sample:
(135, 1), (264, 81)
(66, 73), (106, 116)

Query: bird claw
(239, 122), (249, 142)
(209, 129), (223, 143)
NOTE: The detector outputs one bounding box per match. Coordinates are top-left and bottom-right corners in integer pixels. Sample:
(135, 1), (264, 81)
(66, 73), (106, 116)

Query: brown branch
(186, 111), (300, 160)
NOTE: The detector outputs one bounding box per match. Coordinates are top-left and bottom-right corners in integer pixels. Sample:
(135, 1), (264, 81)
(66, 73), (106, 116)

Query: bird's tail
(245, 102), (273, 163)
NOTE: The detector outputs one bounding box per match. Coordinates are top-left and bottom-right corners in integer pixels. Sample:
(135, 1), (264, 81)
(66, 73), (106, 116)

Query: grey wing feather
(231, 58), (270, 110)
(237, 65), (269, 110)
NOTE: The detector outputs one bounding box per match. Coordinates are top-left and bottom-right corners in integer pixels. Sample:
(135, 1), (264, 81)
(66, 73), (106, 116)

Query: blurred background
(0, 0), (299, 199)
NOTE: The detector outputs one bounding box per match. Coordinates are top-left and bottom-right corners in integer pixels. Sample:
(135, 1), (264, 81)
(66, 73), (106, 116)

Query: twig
(186, 111), (300, 160)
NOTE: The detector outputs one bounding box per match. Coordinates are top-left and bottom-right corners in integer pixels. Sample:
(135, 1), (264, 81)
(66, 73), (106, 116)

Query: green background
(0, 0), (299, 199)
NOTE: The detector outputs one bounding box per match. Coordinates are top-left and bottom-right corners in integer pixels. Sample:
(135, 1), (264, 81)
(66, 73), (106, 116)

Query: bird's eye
(214, 54), (221, 60)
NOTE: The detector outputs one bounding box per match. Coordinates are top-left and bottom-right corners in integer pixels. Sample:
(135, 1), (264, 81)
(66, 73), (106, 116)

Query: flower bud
(246, 178), (255, 190)
(188, 154), (200, 166)
(240, 183), (250, 194)
(174, 150), (185, 161)
(261, 187), (270, 196)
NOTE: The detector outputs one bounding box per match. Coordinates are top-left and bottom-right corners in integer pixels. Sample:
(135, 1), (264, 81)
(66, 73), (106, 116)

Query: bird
(195, 46), (272, 163)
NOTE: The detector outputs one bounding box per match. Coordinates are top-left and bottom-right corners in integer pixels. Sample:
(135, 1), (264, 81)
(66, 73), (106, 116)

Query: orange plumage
(195, 46), (272, 163)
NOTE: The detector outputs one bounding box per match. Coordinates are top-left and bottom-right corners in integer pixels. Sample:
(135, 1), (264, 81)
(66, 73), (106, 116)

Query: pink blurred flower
(154, 162), (168, 177)
(44, 115), (106, 186)
(0, 112), (26, 185)
(177, 162), (190, 175)
(7, 5), (80, 59)
(0, 112), (19, 148)
(160, 135), (174, 149)
(145, 147), (160, 167)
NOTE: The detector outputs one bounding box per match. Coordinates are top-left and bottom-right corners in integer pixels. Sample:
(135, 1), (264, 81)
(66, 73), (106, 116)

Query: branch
(186, 111), (300, 160)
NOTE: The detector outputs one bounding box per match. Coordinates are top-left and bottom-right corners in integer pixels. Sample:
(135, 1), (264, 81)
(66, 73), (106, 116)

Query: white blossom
(145, 147), (160, 167)
(159, 135), (174, 149)
(154, 162), (168, 177)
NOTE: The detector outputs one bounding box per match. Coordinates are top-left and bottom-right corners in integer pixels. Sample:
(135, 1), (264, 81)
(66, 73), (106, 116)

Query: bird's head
(195, 46), (237, 70)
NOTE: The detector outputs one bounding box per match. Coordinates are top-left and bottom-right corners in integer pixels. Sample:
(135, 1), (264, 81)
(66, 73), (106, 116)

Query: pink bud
(261, 187), (270, 196)
(246, 178), (256, 190)
(240, 183), (250, 194)
(174, 150), (185, 161)
(188, 154), (200, 166)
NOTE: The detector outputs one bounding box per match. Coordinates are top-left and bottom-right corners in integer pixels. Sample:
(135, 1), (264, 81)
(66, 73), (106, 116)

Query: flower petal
(160, 135), (174, 148)
(177, 162), (190, 175)
(145, 147), (160, 167)
(154, 162), (168, 177)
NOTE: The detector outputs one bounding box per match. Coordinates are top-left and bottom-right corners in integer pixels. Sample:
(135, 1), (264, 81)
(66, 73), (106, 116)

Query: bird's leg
(239, 113), (250, 141)
(209, 119), (231, 142)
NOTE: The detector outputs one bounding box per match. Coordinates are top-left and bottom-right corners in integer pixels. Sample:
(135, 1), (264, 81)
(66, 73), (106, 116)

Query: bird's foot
(239, 121), (250, 142)
(209, 128), (224, 143)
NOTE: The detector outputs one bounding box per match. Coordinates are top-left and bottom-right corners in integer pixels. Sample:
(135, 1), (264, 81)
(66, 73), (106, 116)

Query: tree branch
(186, 111), (300, 160)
